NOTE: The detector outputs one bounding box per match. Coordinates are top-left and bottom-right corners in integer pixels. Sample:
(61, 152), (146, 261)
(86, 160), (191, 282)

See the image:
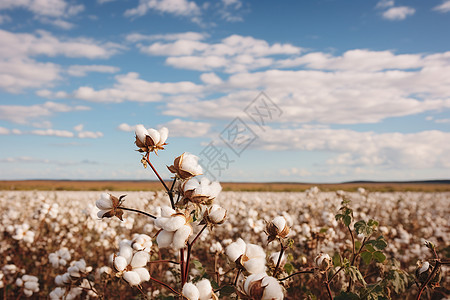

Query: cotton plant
(15, 275), (39, 297)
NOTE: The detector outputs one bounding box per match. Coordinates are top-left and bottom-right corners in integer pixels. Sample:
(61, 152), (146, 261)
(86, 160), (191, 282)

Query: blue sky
(0, 0), (449, 182)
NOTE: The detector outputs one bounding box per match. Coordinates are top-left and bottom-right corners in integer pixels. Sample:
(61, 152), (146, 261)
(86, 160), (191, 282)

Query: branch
(118, 207), (156, 219)
(145, 153), (170, 192)
(279, 270), (314, 281)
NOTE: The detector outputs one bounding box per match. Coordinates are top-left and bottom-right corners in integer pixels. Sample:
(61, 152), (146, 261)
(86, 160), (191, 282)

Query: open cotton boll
(181, 153), (203, 175)
(226, 238), (247, 262)
(261, 276), (284, 300)
(272, 216), (287, 232)
(147, 128), (160, 145)
(123, 271), (141, 286)
(244, 257), (266, 274)
(196, 279), (213, 300)
(119, 244), (134, 264)
(114, 256), (128, 272)
(172, 224), (193, 250)
(161, 206), (176, 218)
(132, 234), (152, 252)
(158, 127), (169, 144)
(244, 273), (266, 294)
(130, 251), (150, 268)
(135, 125), (148, 144)
(133, 267), (150, 282)
(95, 193), (113, 210)
(156, 230), (174, 248)
(182, 282), (200, 300)
(162, 215), (186, 232)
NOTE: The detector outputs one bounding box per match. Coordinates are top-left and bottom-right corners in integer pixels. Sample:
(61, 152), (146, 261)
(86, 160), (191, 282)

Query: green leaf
(335, 292), (360, 300)
(354, 220), (367, 235)
(284, 263), (294, 275)
(192, 260), (203, 270)
(332, 252), (343, 267)
(344, 215), (352, 227)
(364, 244), (375, 253)
(355, 240), (362, 252)
(372, 251), (386, 263)
(361, 251), (373, 265)
(219, 285), (235, 296)
(367, 219), (379, 227)
(346, 266), (367, 287)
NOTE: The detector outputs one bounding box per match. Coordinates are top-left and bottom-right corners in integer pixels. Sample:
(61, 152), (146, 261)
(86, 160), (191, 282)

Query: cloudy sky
(1, 0), (449, 182)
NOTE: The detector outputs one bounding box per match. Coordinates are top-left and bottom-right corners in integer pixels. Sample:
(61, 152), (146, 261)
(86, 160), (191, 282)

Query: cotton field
(0, 189), (448, 299)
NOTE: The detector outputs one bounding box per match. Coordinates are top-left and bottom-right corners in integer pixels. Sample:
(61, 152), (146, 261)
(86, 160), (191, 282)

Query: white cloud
(77, 131), (103, 138)
(382, 6), (415, 20)
(375, 0), (394, 9)
(433, 0), (450, 13)
(435, 118), (450, 123)
(0, 126), (10, 134)
(126, 32), (207, 43)
(0, 29), (123, 92)
(124, 0), (201, 18)
(0, 0), (84, 18)
(279, 167), (311, 177)
(66, 72), (203, 103)
(161, 118), (212, 137)
(0, 101), (90, 125)
(219, 0), (244, 22)
(117, 123), (136, 132)
(67, 65), (120, 77)
(136, 34), (302, 73)
(74, 124), (84, 132)
(31, 129), (74, 137)
(253, 127), (450, 169)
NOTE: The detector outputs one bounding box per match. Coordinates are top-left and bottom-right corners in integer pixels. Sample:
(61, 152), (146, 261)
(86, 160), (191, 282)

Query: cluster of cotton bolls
(0, 189), (448, 298)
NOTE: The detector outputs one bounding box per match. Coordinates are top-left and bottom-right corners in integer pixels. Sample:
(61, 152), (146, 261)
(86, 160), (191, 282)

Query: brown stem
(180, 248), (186, 285)
(168, 178), (177, 209)
(233, 268), (242, 286)
(279, 270), (314, 281)
(416, 261), (441, 300)
(273, 239), (286, 278)
(151, 277), (181, 296)
(328, 266), (345, 283)
(145, 153), (170, 192)
(149, 259), (180, 265)
(118, 207), (156, 219)
(325, 271), (333, 300)
(184, 225), (208, 281)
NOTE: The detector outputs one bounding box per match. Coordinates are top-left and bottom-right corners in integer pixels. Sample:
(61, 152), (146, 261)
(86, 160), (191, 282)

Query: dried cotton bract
(96, 193), (126, 221)
(135, 125), (168, 154)
(167, 152), (203, 180)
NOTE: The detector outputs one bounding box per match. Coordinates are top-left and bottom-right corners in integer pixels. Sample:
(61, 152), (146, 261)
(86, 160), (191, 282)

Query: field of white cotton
(0, 189), (448, 299)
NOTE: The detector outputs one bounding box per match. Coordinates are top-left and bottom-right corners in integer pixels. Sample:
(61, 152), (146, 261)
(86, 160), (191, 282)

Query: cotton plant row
(0, 128), (448, 298)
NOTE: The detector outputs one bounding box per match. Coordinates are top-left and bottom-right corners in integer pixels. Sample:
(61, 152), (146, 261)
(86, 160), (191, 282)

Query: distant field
(1, 180), (450, 192)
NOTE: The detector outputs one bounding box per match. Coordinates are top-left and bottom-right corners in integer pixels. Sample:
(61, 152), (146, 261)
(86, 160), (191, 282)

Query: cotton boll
(159, 127), (169, 144)
(196, 279), (213, 300)
(119, 244), (134, 264)
(161, 206), (176, 218)
(114, 256), (128, 272)
(261, 276), (284, 300)
(135, 125), (148, 144)
(130, 251), (150, 268)
(244, 257), (266, 274)
(156, 230), (174, 248)
(147, 128), (161, 145)
(172, 224), (193, 250)
(123, 271), (141, 286)
(133, 267), (150, 282)
(182, 282), (200, 300)
(272, 216), (286, 232)
(226, 238), (246, 262)
(163, 215), (186, 232)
